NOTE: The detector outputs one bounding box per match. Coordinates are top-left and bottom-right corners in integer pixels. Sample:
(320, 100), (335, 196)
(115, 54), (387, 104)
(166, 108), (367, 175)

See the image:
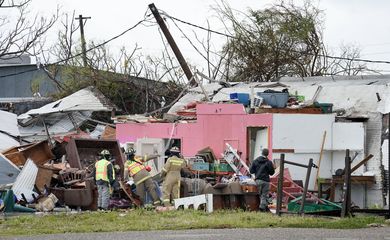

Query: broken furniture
(318, 176), (376, 202)
(59, 168), (86, 186)
(318, 154), (376, 201)
(2, 140), (54, 166)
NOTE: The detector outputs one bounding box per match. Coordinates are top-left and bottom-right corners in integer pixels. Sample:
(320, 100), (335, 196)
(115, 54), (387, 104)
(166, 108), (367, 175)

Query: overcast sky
(25, 0), (390, 73)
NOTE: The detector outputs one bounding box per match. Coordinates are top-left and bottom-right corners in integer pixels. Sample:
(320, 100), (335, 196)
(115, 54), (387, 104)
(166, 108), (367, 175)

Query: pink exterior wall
(116, 103), (272, 162)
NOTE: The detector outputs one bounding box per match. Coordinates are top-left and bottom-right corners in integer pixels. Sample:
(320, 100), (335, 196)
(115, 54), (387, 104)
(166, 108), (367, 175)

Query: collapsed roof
(170, 74), (390, 118)
(16, 86), (116, 142)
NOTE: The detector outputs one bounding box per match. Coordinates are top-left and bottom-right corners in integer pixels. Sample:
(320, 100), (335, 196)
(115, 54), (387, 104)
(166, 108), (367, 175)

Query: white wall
(272, 114), (334, 153)
(272, 114), (367, 206)
(332, 123), (364, 151)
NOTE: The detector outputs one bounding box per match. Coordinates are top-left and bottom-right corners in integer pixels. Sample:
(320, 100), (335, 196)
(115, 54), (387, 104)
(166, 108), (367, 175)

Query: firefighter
(125, 149), (161, 206)
(93, 149), (115, 210)
(161, 146), (187, 207)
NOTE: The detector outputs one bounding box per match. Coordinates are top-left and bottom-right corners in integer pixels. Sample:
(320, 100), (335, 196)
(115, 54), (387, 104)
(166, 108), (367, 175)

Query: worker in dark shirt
(249, 148), (275, 212)
(93, 149), (115, 210)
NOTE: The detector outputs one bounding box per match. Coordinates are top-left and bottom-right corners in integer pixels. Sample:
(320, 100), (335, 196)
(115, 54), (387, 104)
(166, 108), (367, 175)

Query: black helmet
(125, 148), (136, 160)
(170, 146), (180, 152)
(100, 149), (111, 160)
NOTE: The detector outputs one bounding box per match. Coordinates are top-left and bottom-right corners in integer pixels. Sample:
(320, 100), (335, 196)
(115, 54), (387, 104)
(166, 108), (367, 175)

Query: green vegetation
(0, 210), (388, 236)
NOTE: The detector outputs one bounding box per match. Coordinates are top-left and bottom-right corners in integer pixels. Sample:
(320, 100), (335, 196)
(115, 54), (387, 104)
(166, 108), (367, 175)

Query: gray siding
(0, 65), (58, 97)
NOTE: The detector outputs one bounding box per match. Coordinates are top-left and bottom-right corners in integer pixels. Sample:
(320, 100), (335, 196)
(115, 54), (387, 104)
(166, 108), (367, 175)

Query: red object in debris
(145, 166), (152, 172)
(185, 101), (197, 109)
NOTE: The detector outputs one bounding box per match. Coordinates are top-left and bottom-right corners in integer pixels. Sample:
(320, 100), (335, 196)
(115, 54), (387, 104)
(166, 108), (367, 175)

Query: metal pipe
(299, 158), (314, 215)
(276, 154), (285, 216)
(341, 149), (352, 217)
(284, 160), (309, 169)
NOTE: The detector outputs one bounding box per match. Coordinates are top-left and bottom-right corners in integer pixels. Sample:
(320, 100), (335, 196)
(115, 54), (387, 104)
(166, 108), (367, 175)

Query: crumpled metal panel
(18, 86), (115, 119)
(11, 159), (38, 201)
(0, 153), (20, 185)
(19, 111), (92, 142)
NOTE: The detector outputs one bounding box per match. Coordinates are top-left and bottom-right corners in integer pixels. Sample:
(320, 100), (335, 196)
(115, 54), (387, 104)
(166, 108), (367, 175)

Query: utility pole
(75, 15), (91, 67)
(148, 3), (196, 86)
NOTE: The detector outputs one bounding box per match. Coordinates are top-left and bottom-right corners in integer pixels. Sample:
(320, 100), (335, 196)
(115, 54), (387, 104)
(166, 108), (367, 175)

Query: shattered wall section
(365, 112), (384, 207)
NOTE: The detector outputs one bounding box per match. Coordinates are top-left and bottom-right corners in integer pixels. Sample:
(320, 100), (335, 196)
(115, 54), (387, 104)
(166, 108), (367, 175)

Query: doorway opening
(247, 127), (269, 163)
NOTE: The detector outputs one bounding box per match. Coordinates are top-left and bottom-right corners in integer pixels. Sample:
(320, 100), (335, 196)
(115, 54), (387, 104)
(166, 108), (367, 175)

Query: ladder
(223, 143), (250, 176)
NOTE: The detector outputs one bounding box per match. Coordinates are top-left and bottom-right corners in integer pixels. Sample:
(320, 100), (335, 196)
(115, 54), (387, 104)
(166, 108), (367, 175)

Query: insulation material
(11, 159), (39, 201)
(0, 153), (20, 185)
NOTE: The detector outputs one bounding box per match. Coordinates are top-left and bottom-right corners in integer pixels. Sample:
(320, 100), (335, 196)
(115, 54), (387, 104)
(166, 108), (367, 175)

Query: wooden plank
(35, 166), (53, 192)
(272, 149), (295, 153)
(314, 131), (327, 190)
(351, 154), (374, 173)
(119, 181), (142, 207)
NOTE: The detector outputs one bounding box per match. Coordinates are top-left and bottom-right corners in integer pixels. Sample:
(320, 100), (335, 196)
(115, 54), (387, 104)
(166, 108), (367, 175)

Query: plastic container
(229, 93), (250, 106)
(213, 163), (233, 172)
(257, 92), (289, 108)
(314, 102), (333, 113)
(191, 162), (210, 171)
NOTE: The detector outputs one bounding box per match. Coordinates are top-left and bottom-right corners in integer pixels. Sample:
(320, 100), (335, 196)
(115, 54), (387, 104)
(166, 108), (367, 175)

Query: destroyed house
(116, 74), (390, 209)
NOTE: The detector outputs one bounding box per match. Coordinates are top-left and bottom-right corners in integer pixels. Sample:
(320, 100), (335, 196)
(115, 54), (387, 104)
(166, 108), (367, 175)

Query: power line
(164, 14), (235, 39)
(161, 12), (390, 65)
(0, 14), (152, 78)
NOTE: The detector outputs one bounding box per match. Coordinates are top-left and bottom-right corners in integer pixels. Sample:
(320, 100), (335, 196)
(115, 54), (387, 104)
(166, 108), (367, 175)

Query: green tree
(217, 1), (369, 82)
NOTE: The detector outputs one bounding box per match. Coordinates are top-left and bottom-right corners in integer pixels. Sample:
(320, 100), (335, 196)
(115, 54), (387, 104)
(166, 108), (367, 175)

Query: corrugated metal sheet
(0, 153), (20, 185)
(18, 86), (115, 118)
(11, 159), (38, 201)
(89, 124), (106, 139)
(19, 111), (92, 141)
(0, 110), (19, 136)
